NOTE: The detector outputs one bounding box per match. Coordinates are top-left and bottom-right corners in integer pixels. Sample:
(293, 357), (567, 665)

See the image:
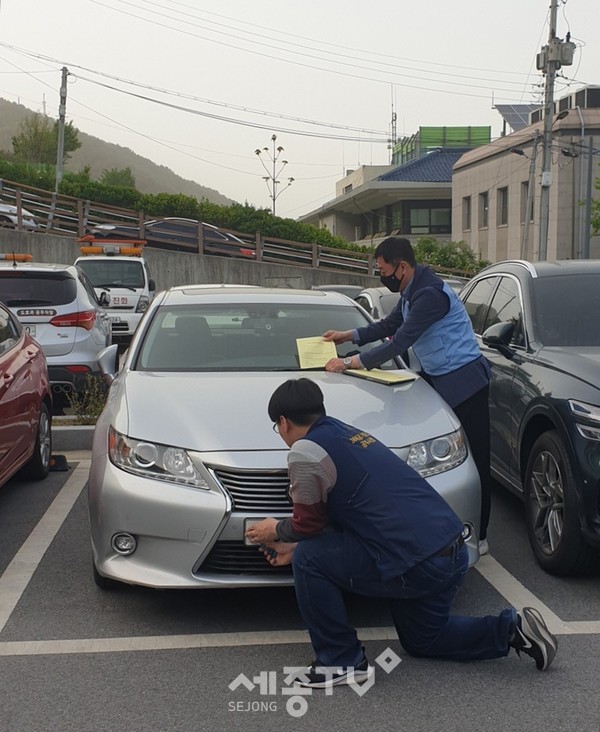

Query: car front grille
(198, 541), (292, 575)
(211, 467), (291, 512)
(111, 322), (130, 332)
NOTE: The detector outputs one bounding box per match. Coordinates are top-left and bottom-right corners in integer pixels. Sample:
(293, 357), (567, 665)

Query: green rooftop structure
(392, 127), (491, 166)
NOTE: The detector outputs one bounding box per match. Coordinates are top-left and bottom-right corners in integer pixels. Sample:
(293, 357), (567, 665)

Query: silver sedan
(88, 286), (481, 590)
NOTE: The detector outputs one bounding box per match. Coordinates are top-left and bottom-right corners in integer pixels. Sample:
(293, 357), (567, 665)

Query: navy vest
(305, 416), (464, 579)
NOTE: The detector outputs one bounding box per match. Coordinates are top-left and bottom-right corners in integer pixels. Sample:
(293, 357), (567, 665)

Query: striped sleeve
(275, 438), (337, 542)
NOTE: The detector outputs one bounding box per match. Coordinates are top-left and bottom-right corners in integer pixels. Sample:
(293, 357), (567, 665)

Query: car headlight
(136, 295), (150, 313)
(108, 426), (209, 489)
(569, 399), (600, 425)
(406, 429), (467, 477)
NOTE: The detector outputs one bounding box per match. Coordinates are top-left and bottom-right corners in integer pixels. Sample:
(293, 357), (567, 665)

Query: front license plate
(244, 518), (267, 546)
(24, 324), (36, 337)
(109, 316), (123, 323)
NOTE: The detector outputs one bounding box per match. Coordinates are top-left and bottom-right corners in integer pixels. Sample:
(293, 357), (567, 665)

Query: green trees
(413, 236), (490, 275)
(99, 167), (136, 188)
(11, 113), (81, 165)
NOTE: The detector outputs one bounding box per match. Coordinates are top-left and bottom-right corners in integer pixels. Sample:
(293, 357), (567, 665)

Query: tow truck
(75, 236), (156, 346)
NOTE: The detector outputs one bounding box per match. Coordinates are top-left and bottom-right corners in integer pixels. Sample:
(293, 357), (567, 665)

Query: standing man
(322, 237), (492, 554)
(246, 379), (557, 689)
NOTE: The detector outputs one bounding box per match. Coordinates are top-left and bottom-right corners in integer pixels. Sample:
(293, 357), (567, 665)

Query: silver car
(89, 286), (481, 590)
(0, 260), (112, 411)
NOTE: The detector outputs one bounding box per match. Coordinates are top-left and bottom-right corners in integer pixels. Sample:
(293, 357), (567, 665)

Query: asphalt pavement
(1, 452), (600, 732)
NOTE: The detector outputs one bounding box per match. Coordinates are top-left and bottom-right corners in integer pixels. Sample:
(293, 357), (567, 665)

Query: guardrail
(0, 178), (377, 276)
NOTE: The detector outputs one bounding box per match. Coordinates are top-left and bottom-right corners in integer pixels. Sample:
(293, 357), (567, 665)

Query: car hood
(110, 371), (458, 452)
(537, 347), (600, 390)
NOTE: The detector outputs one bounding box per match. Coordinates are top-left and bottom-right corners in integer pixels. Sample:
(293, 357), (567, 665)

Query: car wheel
(0, 215), (14, 228)
(524, 430), (597, 575)
(93, 560), (120, 590)
(21, 404), (52, 480)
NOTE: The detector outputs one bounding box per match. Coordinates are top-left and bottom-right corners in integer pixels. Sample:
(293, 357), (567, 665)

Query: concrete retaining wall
(0, 230), (379, 291)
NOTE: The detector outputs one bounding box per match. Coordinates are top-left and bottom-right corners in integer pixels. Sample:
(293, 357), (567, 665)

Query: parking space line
(0, 460), (90, 635)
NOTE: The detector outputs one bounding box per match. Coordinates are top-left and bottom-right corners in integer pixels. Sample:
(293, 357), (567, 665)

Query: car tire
(93, 560), (120, 590)
(21, 403), (52, 480)
(524, 430), (597, 575)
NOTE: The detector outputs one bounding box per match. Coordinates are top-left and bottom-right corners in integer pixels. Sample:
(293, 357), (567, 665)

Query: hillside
(0, 98), (235, 205)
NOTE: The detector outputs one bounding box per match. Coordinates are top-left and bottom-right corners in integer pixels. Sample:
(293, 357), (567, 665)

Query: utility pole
(54, 66), (68, 193)
(255, 134), (294, 215)
(583, 136), (594, 259)
(521, 135), (541, 259)
(536, 1), (576, 260)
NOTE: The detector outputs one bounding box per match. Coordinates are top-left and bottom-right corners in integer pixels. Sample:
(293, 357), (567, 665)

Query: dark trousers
(292, 531), (515, 667)
(453, 385), (491, 540)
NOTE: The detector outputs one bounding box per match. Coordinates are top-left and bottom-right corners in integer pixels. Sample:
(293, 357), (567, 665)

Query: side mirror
(97, 344), (119, 386)
(482, 321), (515, 360)
(149, 279), (156, 292)
(98, 291), (110, 307)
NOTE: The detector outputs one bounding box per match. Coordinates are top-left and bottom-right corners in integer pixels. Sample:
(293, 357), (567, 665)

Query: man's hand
(259, 541), (297, 567)
(245, 517), (279, 544)
(322, 329), (353, 344)
(325, 355), (357, 372)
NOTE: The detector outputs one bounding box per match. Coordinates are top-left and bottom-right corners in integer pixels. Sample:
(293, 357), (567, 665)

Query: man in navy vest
(323, 237), (492, 555)
(246, 378), (557, 689)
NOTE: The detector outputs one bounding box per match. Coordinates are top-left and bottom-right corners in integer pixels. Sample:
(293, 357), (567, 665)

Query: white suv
(0, 259), (111, 412)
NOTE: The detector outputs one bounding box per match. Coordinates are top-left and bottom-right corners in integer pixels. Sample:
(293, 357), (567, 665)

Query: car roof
(161, 285), (354, 306)
(0, 261), (77, 274)
(477, 259), (600, 279)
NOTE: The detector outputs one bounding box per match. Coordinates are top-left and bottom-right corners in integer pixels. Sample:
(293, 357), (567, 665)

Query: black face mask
(379, 263), (404, 293)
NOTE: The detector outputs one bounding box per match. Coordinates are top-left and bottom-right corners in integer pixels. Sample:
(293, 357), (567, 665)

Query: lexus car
(88, 286), (482, 590)
(459, 259), (600, 575)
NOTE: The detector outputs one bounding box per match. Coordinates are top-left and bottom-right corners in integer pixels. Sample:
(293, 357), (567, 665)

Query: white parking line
(0, 459), (90, 635)
(1, 457), (599, 659)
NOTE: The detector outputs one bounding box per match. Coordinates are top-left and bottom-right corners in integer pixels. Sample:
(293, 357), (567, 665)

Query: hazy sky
(0, 0), (598, 219)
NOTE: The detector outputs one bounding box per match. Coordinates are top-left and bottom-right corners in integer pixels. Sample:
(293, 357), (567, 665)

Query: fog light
(461, 523), (474, 541)
(112, 533), (137, 555)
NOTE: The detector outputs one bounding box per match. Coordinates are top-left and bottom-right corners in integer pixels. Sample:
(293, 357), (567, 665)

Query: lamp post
(255, 134), (294, 215)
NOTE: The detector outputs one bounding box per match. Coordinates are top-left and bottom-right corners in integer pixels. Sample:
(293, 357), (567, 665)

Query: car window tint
(0, 272), (77, 306)
(484, 276), (525, 347)
(136, 303), (399, 371)
(0, 306), (19, 354)
(462, 277), (499, 334)
(355, 295), (372, 314)
(77, 260), (145, 288)
(531, 273), (600, 346)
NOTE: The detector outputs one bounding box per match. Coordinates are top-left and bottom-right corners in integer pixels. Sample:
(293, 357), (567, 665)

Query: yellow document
(346, 368), (418, 385)
(296, 336), (338, 369)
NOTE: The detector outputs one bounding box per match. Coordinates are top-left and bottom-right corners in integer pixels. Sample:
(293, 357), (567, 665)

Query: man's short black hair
(374, 237), (416, 267)
(268, 378), (326, 426)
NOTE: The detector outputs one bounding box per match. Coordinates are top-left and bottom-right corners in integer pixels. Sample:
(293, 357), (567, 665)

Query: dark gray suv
(460, 259), (600, 575)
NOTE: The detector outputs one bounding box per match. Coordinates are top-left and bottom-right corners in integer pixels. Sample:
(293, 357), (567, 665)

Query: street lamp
(255, 134), (294, 215)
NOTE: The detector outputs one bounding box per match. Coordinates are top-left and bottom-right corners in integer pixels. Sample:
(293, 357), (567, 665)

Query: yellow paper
(346, 368), (418, 385)
(296, 336), (338, 369)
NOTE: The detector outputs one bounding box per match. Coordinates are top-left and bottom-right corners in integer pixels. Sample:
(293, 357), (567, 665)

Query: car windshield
(0, 272), (77, 306)
(135, 302), (400, 371)
(531, 273), (600, 346)
(78, 260), (145, 288)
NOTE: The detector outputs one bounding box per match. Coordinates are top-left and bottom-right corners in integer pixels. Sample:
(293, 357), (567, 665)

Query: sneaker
(510, 607), (558, 670)
(478, 538), (489, 555)
(293, 655), (373, 688)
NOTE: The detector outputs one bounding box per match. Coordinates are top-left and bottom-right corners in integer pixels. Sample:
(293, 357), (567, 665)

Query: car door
(0, 305), (35, 485)
(479, 276), (526, 484)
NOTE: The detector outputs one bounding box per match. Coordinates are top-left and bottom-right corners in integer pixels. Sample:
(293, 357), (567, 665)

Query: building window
(520, 181), (534, 223)
(497, 187), (508, 226)
(462, 196), (471, 231)
(344, 184), (353, 194)
(479, 192), (489, 228)
(408, 206), (450, 235)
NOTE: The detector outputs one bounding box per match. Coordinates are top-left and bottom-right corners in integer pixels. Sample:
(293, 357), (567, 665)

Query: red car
(0, 300), (52, 488)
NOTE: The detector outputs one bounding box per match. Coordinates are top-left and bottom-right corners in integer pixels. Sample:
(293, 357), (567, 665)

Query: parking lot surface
(1, 453), (600, 731)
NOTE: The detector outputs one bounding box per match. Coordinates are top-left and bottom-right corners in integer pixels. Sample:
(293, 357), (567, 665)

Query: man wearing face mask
(323, 236), (492, 554)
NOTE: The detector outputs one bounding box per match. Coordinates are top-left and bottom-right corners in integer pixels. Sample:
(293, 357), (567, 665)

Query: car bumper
(108, 312), (143, 340)
(88, 435), (481, 589)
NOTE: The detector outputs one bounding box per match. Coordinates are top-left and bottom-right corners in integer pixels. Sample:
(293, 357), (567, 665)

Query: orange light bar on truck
(0, 253), (33, 262)
(78, 244), (145, 257)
